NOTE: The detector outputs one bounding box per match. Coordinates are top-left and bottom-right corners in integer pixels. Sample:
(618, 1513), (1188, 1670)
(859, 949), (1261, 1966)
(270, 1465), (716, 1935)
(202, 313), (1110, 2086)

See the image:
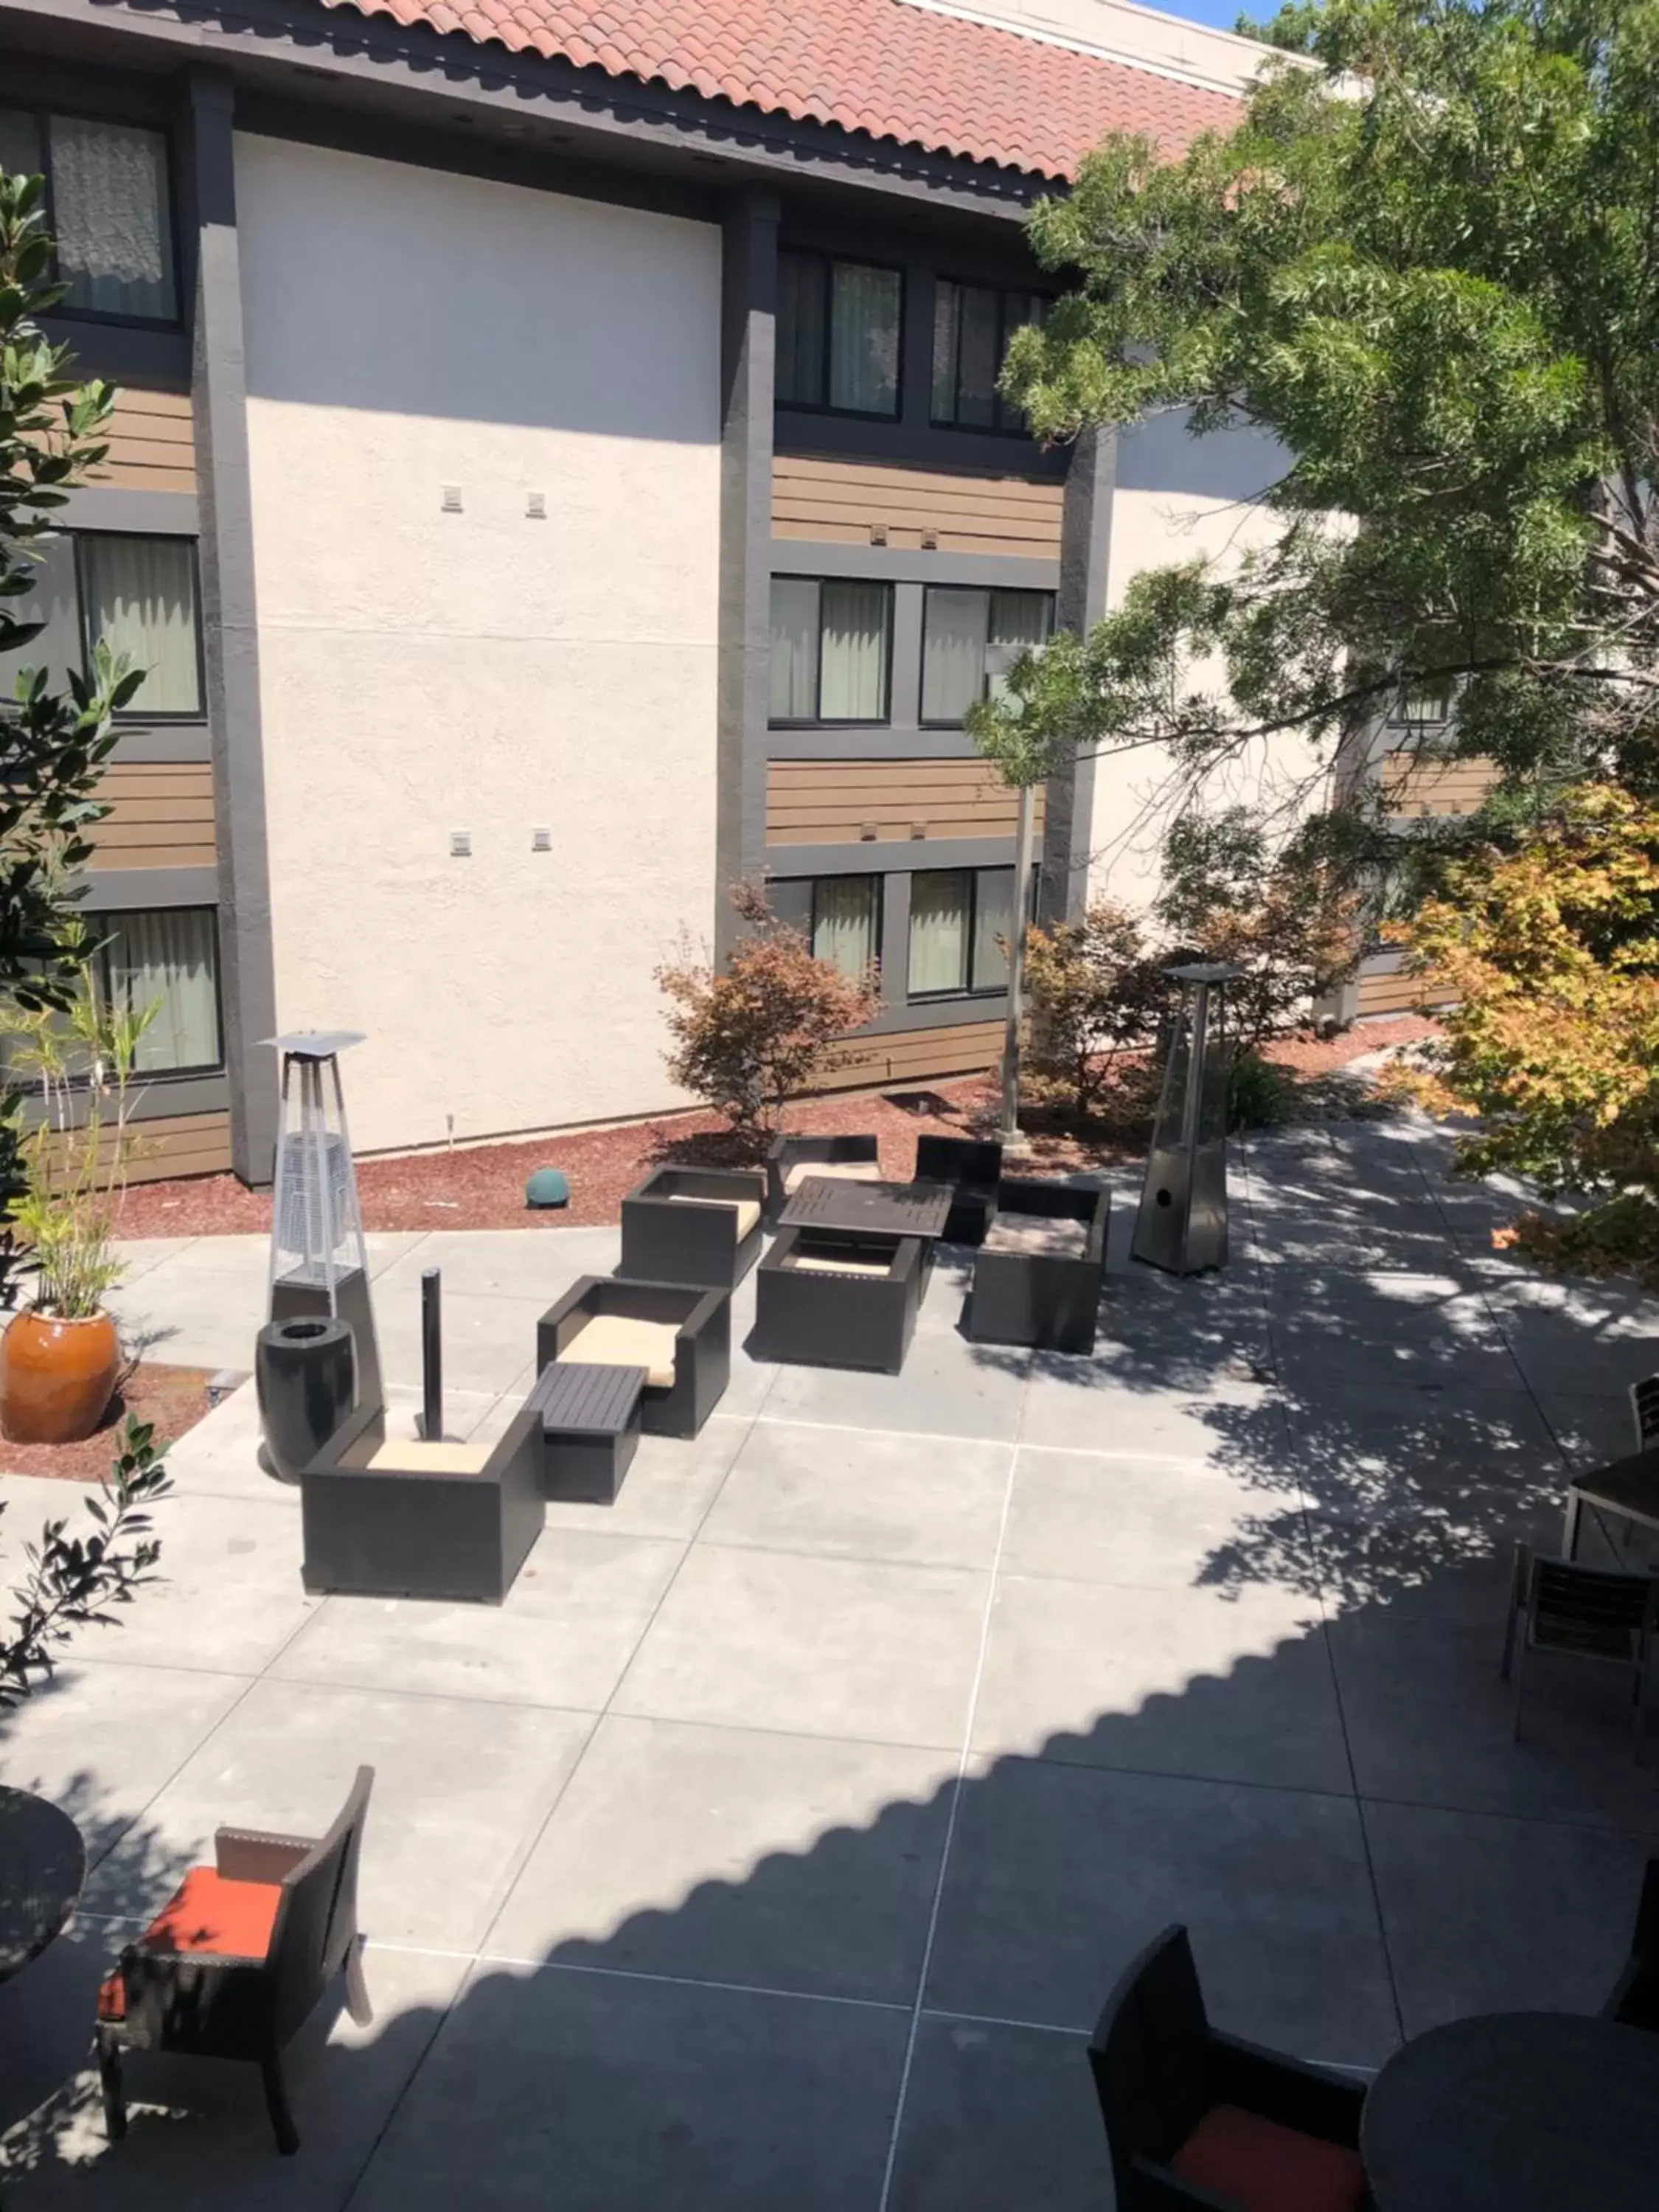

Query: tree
(1021, 900), (1171, 1126)
(656, 883), (883, 1143)
(1234, 4), (1324, 52)
(1394, 783), (1659, 1274)
(973, 0), (1659, 824)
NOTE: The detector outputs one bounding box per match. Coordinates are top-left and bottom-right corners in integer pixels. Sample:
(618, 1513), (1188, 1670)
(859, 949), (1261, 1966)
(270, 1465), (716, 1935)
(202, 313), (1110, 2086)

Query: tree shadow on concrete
(1, 1115), (1657, 2209)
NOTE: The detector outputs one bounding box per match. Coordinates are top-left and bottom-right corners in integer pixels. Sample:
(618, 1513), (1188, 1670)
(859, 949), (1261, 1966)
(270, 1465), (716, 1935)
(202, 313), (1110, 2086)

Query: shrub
(1393, 783), (1659, 1277)
(657, 882), (883, 1143)
(1021, 901), (1171, 1127)
(1226, 1046), (1296, 1132)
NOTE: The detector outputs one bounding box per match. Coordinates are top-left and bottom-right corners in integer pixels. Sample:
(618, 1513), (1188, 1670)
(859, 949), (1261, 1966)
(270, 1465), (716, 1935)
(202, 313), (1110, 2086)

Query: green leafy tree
(1234, 4), (1324, 52)
(972, 0), (1659, 818)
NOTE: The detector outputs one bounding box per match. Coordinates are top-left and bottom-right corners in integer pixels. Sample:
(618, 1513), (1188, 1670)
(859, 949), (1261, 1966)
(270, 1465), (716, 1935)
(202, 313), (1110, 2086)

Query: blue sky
(1147, 0), (1263, 27)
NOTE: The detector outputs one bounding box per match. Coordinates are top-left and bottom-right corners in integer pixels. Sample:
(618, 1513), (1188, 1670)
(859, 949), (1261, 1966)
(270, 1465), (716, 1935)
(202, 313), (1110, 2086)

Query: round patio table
(1361, 2011), (1659, 2212)
(0, 1784), (86, 1983)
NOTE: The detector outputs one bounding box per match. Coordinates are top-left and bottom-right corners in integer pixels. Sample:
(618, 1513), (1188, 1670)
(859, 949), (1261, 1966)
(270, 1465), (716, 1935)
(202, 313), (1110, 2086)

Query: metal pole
(420, 1267), (443, 1441)
(998, 779), (1038, 1148)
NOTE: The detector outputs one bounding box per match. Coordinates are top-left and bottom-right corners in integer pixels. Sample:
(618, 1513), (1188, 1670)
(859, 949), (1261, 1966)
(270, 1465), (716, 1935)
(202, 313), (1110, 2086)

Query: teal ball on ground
(525, 1168), (570, 1210)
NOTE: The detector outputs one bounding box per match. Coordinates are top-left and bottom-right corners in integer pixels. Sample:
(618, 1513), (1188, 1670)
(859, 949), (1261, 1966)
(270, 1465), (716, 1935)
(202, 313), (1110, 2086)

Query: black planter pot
(256, 1316), (356, 1481)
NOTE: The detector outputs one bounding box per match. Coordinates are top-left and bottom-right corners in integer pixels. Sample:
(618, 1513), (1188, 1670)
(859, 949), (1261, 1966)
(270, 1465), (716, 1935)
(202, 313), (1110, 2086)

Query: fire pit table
(778, 1175), (954, 1245)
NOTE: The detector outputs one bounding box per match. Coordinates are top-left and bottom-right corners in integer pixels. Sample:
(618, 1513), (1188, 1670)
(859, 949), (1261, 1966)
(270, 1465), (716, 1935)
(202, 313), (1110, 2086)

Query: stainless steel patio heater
(265, 1031), (383, 1413)
(1131, 962), (1241, 1276)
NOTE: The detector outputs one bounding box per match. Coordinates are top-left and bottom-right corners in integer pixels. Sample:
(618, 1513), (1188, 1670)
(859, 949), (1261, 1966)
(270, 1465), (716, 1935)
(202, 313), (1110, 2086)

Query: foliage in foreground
(0, 1416), (172, 1708)
(656, 883), (883, 1142)
(1392, 783), (1659, 1278)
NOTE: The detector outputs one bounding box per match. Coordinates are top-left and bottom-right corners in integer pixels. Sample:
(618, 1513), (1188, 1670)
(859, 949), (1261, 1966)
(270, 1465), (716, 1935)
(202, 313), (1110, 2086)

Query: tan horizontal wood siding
(86, 764), (217, 872)
(805, 1018), (1003, 1094)
(1354, 953), (1455, 1017)
(767, 758), (1045, 846)
(38, 1110), (232, 1186)
(773, 454), (1063, 559)
(87, 385), (196, 495)
(1379, 751), (1502, 818)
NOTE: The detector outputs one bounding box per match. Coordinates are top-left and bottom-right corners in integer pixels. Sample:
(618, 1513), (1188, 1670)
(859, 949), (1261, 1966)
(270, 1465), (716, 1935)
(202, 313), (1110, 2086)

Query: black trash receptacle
(256, 1315), (355, 1481)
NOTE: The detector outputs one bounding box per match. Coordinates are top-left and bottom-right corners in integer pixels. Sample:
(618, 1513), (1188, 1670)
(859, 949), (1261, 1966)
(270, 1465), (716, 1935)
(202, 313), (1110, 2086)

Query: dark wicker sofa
(536, 1276), (730, 1439)
(965, 1177), (1110, 1353)
(914, 1134), (1004, 1245)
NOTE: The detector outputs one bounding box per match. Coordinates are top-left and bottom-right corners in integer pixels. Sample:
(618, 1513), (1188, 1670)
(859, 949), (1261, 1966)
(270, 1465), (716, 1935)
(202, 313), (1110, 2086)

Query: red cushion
(96, 1866), (283, 2021)
(1172, 2103), (1366, 2212)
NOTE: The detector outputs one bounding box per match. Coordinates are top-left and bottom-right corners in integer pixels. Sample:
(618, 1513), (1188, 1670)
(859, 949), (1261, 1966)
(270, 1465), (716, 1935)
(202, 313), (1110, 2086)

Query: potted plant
(0, 940), (153, 1444)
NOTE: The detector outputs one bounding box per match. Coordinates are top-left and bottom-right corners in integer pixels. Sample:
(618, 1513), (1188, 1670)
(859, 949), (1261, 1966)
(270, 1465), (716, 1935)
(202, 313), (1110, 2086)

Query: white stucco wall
(1083, 411), (1329, 915)
(897, 0), (1287, 95)
(235, 133), (721, 1152)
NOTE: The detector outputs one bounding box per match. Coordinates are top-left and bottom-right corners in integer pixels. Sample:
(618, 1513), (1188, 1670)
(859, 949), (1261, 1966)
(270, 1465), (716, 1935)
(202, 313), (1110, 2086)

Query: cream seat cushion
(557, 1312), (678, 1391)
(790, 1253), (891, 1279)
(364, 1439), (493, 1474)
(983, 1214), (1090, 1259)
(664, 1192), (761, 1240)
(782, 1160), (883, 1195)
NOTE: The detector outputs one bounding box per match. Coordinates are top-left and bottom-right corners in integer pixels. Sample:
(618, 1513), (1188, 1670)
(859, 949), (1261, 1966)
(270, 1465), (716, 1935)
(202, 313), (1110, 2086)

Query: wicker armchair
(914, 1134), (1003, 1245)
(96, 1767), (375, 2155)
(765, 1133), (881, 1222)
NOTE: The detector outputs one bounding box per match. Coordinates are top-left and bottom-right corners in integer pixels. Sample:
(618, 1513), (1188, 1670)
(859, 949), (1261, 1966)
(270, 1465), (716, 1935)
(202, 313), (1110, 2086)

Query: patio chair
(765, 1132), (881, 1222)
(1500, 1543), (1659, 1753)
(913, 1133), (1003, 1245)
(619, 1165), (766, 1290)
(965, 1177), (1110, 1352)
(95, 1767), (375, 2156)
(1603, 1854), (1659, 2032)
(1088, 1924), (1366, 2212)
(536, 1276), (730, 1439)
(1633, 1374), (1659, 1453)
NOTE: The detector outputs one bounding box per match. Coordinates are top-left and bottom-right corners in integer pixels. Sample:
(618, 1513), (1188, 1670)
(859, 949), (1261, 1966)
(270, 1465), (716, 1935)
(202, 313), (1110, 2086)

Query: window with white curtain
(0, 533), (202, 717)
(93, 908), (222, 1074)
(811, 877), (881, 981)
(776, 249), (901, 417)
(0, 108), (176, 322)
(769, 578), (891, 723)
(908, 867), (1028, 998)
(920, 587), (1053, 723)
(931, 279), (1048, 431)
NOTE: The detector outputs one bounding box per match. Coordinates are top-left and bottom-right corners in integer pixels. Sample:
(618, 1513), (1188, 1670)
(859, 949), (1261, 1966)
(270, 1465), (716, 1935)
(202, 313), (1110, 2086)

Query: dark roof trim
(0, 0), (1052, 217)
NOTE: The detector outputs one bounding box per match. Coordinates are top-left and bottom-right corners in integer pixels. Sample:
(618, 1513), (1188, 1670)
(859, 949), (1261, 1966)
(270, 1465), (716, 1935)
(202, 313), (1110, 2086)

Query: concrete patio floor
(1, 1111), (1657, 2206)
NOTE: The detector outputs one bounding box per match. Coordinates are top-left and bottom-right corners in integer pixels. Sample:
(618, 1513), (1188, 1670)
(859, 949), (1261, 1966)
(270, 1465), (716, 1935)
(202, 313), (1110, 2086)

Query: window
(1386, 682), (1455, 731)
(920, 588), (1053, 725)
(91, 908), (223, 1074)
(931, 279), (1047, 431)
(0, 107), (177, 323)
(907, 867), (1026, 998)
(811, 877), (882, 981)
(776, 250), (902, 417)
(770, 578), (892, 723)
(0, 533), (202, 717)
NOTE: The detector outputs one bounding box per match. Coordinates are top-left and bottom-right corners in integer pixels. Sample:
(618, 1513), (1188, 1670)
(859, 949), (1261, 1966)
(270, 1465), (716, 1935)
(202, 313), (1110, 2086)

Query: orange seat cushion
(97, 1866), (283, 2021)
(1172, 2104), (1366, 2212)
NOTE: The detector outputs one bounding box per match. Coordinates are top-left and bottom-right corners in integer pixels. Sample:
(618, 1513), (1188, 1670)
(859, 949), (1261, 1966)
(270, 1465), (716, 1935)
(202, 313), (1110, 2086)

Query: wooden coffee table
(778, 1176), (953, 1242)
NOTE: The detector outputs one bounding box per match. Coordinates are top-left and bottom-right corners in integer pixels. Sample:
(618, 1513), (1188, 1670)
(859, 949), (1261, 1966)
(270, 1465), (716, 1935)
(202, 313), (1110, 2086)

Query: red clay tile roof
(324, 0), (1240, 179)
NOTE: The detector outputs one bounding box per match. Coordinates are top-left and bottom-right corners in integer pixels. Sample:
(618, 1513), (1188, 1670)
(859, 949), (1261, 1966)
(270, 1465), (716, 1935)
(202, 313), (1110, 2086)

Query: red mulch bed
(0, 1361), (219, 1483)
(109, 1016), (1440, 1241)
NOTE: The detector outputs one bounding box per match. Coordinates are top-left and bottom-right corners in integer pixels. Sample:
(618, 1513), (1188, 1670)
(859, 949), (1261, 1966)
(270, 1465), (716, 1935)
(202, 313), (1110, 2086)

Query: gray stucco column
(1039, 424), (1116, 925)
(184, 73), (280, 1186)
(715, 187), (779, 956)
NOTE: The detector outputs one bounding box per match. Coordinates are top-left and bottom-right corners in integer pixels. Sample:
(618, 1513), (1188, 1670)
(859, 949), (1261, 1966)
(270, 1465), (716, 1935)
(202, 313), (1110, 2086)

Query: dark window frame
(918, 585), (1055, 729)
(906, 863), (1032, 1004)
(928, 276), (1050, 435)
(0, 98), (183, 333)
(809, 874), (884, 978)
(775, 246), (906, 423)
(768, 574), (895, 728)
(11, 530), (207, 723)
(91, 903), (226, 1079)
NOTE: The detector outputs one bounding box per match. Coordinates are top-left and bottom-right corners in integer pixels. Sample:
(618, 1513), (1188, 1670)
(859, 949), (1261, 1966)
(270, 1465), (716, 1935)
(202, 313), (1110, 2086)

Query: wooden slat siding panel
(88, 385), (195, 494)
(803, 1019), (1004, 1094)
(767, 759), (1045, 846)
(1380, 751), (1503, 818)
(86, 764), (218, 871)
(37, 1110), (232, 1185)
(772, 455), (1063, 557)
(1354, 958), (1456, 1016)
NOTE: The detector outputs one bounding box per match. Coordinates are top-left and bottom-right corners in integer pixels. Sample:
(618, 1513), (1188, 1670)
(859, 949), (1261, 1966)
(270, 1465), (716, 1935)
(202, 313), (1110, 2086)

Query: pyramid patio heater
(265, 1032), (383, 1416)
(1131, 962), (1241, 1276)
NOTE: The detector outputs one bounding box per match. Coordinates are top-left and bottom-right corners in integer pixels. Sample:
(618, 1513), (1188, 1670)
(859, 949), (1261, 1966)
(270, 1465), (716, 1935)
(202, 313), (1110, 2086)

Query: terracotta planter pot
(0, 1307), (122, 1445)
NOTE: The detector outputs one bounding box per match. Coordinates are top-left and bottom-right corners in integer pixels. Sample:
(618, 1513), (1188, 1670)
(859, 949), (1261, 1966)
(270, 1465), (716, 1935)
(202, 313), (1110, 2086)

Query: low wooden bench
(524, 1360), (647, 1505)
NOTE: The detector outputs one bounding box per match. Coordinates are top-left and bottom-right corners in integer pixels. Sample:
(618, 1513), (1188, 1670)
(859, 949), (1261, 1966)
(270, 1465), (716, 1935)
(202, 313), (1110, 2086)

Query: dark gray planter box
(300, 1402), (545, 1603)
(966, 1178), (1110, 1354)
(914, 1135), (1004, 1245)
(765, 1132), (880, 1223)
(537, 1277), (730, 1439)
(754, 1228), (925, 1374)
(619, 1166), (765, 1290)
